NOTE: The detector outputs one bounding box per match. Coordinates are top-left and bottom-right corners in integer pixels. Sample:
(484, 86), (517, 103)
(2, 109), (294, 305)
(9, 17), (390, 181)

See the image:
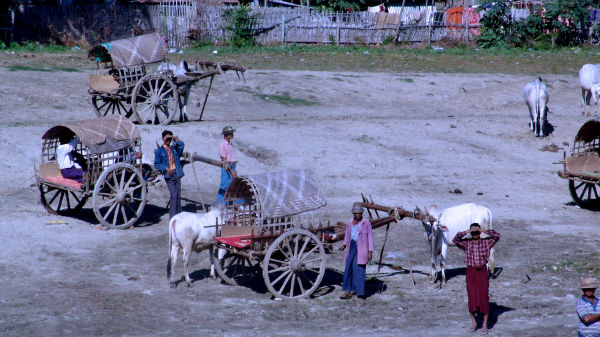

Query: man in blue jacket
(154, 130), (185, 219)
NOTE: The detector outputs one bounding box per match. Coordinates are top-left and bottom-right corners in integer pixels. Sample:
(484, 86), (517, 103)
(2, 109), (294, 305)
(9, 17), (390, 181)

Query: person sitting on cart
(339, 203), (374, 301)
(217, 126), (237, 203)
(154, 130), (185, 219)
(56, 134), (85, 183)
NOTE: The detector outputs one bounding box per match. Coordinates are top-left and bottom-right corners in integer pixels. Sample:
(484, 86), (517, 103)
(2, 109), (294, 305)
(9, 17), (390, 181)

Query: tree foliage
(310, 0), (365, 12)
(477, 0), (597, 48)
(223, 6), (262, 48)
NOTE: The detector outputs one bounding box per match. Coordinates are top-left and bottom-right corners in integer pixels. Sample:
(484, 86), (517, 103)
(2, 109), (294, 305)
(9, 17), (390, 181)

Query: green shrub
(223, 6), (262, 48)
(382, 34), (396, 45)
(478, 0), (595, 48)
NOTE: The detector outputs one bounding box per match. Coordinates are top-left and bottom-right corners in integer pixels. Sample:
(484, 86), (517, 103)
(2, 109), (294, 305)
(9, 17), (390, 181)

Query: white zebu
(523, 77), (549, 137)
(167, 207), (221, 288)
(579, 63), (600, 115)
(157, 60), (193, 121)
(421, 203), (494, 287)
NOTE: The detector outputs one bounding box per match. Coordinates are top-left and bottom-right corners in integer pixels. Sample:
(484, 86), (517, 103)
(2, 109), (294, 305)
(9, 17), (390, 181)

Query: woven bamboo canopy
(42, 115), (141, 153)
(575, 119), (600, 144)
(88, 33), (168, 68)
(225, 169), (327, 219)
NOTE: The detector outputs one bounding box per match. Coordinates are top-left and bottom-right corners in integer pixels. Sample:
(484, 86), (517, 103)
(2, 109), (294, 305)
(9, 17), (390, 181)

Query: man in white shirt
(56, 135), (84, 183)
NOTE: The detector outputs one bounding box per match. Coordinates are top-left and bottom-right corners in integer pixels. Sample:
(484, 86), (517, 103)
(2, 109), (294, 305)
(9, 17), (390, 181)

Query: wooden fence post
(281, 14), (286, 46)
(337, 24), (340, 46)
(464, 7), (469, 42)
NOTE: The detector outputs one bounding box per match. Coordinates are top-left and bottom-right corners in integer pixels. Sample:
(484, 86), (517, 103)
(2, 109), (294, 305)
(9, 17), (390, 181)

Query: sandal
(339, 292), (352, 299)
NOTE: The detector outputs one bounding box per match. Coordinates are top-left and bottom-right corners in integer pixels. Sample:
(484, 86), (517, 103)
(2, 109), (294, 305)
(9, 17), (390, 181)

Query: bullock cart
(557, 118), (600, 209)
(35, 115), (150, 229)
(87, 33), (245, 125)
(212, 169), (337, 300)
(210, 173), (436, 299)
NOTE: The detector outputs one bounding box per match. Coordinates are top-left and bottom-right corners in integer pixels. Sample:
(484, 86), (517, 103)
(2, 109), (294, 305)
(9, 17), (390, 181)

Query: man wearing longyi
(453, 223), (500, 334)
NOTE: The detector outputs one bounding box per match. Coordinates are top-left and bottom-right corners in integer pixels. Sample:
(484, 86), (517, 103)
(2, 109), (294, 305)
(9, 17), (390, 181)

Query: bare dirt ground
(1, 54), (599, 336)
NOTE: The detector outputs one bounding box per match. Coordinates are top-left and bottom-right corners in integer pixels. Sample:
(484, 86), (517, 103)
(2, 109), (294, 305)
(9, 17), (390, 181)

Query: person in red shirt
(453, 223), (500, 335)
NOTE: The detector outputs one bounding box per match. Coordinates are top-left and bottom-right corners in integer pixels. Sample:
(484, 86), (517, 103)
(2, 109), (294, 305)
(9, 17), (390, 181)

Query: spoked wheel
(213, 247), (260, 286)
(132, 74), (179, 125)
(91, 94), (132, 118)
(92, 163), (146, 229)
(569, 180), (600, 209)
(262, 229), (326, 300)
(39, 184), (87, 215)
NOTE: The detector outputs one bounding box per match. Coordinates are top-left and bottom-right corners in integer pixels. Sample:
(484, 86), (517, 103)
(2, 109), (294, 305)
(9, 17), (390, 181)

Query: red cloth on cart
(44, 175), (83, 189)
(216, 236), (251, 249)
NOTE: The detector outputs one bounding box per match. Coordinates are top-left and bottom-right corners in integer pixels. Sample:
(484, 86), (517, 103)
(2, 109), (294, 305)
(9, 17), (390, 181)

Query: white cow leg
(488, 248), (495, 274)
(208, 246), (216, 279)
(430, 255), (437, 283)
(183, 250), (192, 287)
(440, 264), (446, 286)
(168, 243), (179, 288)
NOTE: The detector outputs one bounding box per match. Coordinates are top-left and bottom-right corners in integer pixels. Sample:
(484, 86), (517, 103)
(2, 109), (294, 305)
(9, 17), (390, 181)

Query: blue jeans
(217, 163), (236, 203)
(166, 176), (181, 219)
(342, 240), (366, 296)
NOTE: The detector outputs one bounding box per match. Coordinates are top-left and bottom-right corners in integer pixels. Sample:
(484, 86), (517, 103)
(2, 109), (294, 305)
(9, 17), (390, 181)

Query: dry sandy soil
(1, 54), (599, 336)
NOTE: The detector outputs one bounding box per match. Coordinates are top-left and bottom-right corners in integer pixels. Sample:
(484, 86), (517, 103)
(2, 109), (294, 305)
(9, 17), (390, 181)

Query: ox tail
(167, 219), (176, 279)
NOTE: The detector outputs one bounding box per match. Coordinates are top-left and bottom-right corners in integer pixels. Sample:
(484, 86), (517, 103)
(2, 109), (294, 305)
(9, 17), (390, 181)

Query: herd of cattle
(525, 63), (600, 137)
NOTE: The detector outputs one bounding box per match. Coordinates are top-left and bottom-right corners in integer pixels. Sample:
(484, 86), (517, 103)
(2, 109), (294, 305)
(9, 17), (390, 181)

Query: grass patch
(179, 44), (600, 74)
(397, 78), (414, 83)
(256, 92), (316, 106)
(7, 65), (81, 72)
(8, 65), (53, 72)
(235, 87), (317, 106)
(333, 73), (361, 78)
(52, 66), (80, 72)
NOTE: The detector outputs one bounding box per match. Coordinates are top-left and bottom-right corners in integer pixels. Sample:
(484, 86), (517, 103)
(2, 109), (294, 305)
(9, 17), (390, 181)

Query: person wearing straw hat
(452, 223), (500, 335)
(217, 126), (237, 203)
(577, 277), (600, 337)
(339, 203), (373, 301)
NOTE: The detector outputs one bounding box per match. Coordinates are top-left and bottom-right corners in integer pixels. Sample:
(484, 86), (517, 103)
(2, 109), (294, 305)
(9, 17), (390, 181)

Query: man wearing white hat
(577, 277), (600, 337)
(217, 126), (237, 203)
(339, 203), (373, 301)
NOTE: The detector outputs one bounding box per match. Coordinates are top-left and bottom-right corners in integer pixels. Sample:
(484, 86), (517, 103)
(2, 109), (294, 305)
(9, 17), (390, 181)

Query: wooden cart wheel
(91, 94), (132, 118)
(132, 74), (179, 125)
(92, 163), (146, 229)
(39, 183), (87, 215)
(569, 180), (600, 209)
(262, 229), (326, 300)
(213, 248), (260, 286)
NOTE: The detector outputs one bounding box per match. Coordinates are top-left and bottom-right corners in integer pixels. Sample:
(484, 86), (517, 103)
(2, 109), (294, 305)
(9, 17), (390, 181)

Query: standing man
(453, 223), (501, 335)
(154, 130), (184, 219)
(339, 203), (374, 301)
(217, 126), (237, 203)
(577, 277), (600, 337)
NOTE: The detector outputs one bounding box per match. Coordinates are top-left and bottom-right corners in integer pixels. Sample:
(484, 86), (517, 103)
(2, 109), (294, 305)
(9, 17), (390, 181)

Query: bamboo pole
(396, 207), (416, 290)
